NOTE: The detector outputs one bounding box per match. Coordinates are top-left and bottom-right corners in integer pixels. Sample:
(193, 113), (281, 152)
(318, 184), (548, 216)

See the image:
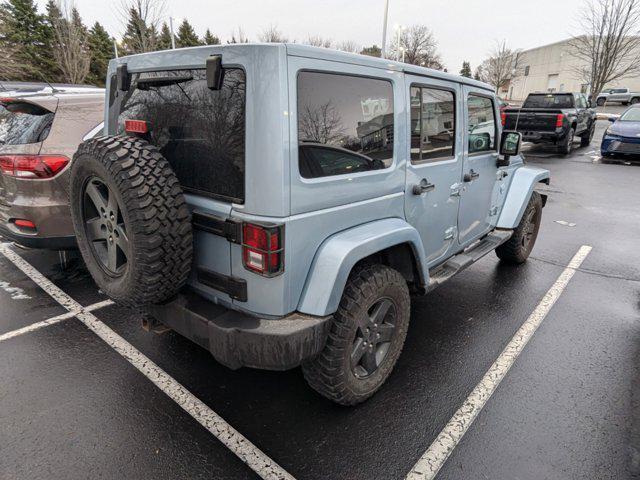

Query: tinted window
(467, 95), (496, 154)
(297, 71), (393, 178)
(0, 101), (54, 146)
(410, 87), (455, 162)
(612, 88), (627, 93)
(113, 68), (246, 203)
(523, 94), (574, 108)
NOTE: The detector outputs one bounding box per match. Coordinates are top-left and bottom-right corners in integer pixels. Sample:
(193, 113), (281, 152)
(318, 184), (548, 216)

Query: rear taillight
(555, 114), (565, 128)
(124, 119), (148, 134)
(500, 112), (506, 126)
(242, 222), (284, 276)
(0, 155), (69, 179)
(12, 219), (36, 232)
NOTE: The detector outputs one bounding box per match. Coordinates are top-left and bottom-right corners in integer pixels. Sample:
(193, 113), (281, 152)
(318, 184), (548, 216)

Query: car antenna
(38, 74), (60, 94)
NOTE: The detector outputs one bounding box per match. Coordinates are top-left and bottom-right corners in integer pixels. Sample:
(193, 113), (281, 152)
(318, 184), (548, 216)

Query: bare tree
(476, 40), (522, 92)
(228, 27), (249, 44)
(118, 0), (165, 53)
(298, 101), (345, 144)
(389, 24), (443, 69)
(259, 24), (288, 43)
(306, 35), (333, 48)
(51, 2), (90, 84)
(336, 40), (360, 53)
(569, 0), (640, 100)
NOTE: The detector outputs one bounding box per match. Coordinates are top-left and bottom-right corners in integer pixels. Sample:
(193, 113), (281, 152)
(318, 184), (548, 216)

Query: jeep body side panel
(297, 217), (428, 316)
(232, 192), (406, 317)
(496, 166), (550, 229)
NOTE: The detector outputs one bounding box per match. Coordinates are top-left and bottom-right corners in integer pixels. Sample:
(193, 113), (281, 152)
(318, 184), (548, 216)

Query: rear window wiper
(136, 75), (193, 90)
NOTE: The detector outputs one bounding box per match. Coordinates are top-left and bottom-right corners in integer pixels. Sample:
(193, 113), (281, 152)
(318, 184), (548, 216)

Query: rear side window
(0, 101), (54, 146)
(113, 68), (246, 203)
(467, 95), (496, 154)
(410, 86), (455, 162)
(297, 71), (394, 179)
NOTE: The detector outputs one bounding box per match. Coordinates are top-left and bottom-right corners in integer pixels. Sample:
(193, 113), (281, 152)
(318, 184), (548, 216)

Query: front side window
(112, 68), (246, 203)
(467, 95), (496, 154)
(410, 86), (455, 162)
(297, 71), (394, 179)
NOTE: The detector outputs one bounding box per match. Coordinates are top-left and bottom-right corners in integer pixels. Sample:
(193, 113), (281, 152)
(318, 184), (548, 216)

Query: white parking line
(0, 299), (113, 343)
(0, 244), (295, 480)
(406, 245), (592, 480)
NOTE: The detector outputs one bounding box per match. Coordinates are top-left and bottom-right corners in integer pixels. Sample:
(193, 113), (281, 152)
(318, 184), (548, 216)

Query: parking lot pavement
(1, 117), (639, 480)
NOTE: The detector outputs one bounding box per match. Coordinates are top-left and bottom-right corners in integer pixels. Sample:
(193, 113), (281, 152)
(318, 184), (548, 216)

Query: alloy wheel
(351, 297), (397, 378)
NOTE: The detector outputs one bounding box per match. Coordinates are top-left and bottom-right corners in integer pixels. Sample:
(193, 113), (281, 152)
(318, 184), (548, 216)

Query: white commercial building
(503, 38), (640, 102)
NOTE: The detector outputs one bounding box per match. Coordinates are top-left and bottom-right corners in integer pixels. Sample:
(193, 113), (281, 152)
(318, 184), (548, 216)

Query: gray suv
(0, 87), (104, 249)
(68, 44), (549, 405)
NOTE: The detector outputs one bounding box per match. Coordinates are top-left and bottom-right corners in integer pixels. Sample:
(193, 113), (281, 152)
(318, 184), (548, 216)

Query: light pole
(169, 17), (176, 49)
(395, 25), (406, 61)
(381, 0), (389, 58)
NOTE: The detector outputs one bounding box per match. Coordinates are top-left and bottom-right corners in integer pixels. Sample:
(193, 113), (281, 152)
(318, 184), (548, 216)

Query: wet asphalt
(0, 107), (638, 480)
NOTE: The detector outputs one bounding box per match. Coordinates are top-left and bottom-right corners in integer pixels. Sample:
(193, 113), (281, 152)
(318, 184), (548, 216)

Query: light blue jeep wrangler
(69, 44), (549, 405)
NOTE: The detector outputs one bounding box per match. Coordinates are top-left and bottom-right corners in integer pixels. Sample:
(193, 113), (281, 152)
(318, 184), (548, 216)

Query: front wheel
(496, 192), (543, 264)
(302, 264), (410, 405)
(596, 98), (606, 106)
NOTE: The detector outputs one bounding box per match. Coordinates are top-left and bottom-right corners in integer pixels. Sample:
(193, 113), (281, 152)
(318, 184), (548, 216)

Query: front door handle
(463, 169), (480, 182)
(412, 178), (435, 195)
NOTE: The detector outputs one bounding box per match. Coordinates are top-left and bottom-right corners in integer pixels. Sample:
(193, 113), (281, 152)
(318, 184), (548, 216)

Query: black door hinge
(192, 211), (242, 244)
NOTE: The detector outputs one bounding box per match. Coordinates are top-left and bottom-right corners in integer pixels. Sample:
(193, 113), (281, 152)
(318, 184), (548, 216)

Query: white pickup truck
(596, 87), (640, 106)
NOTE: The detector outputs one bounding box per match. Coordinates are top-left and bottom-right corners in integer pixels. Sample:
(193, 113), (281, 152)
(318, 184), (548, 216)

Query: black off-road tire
(496, 191), (543, 264)
(558, 128), (575, 155)
(596, 98), (605, 107)
(302, 264), (410, 406)
(69, 136), (193, 307)
(580, 122), (595, 147)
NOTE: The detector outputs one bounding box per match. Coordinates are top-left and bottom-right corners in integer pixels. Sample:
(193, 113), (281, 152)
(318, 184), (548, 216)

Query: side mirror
(206, 55), (224, 90)
(607, 116), (617, 122)
(499, 131), (522, 166)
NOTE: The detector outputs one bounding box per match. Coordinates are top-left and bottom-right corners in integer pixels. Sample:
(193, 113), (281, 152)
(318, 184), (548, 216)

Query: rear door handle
(412, 178), (435, 195)
(463, 169), (480, 182)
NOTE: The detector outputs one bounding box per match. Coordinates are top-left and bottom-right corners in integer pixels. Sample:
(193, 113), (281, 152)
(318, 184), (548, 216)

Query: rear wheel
(631, 97), (640, 105)
(558, 128), (574, 155)
(70, 136), (193, 307)
(496, 192), (543, 264)
(302, 264), (410, 405)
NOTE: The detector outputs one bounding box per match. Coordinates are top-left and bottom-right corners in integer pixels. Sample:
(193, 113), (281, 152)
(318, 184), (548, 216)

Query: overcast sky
(38, 0), (585, 71)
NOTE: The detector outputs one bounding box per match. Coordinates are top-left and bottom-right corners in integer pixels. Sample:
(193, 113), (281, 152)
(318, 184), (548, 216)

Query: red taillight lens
(14, 219), (36, 229)
(125, 119), (148, 134)
(0, 155), (69, 179)
(500, 112), (506, 126)
(555, 114), (564, 128)
(242, 223), (284, 276)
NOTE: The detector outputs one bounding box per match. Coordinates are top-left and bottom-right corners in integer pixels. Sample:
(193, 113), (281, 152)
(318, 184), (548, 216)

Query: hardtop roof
(110, 43), (495, 92)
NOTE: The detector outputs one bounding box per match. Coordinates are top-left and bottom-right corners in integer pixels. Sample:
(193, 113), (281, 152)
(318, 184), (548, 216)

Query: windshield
(0, 101), (54, 146)
(110, 68), (246, 203)
(620, 108), (640, 122)
(523, 94), (574, 109)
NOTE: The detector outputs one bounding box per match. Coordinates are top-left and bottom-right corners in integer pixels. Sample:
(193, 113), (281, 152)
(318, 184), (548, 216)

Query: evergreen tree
(176, 19), (200, 48)
(121, 7), (156, 54)
(460, 61), (472, 78)
(86, 22), (113, 86)
(202, 28), (220, 45)
(0, 0), (54, 81)
(360, 44), (381, 57)
(157, 22), (175, 50)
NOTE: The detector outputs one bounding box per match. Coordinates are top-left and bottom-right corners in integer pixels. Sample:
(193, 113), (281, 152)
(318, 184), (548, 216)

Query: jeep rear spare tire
(70, 136), (193, 307)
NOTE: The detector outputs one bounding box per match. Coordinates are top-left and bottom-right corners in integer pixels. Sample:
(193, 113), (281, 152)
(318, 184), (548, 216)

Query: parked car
(601, 105), (640, 159)
(68, 44), (549, 405)
(596, 87), (640, 106)
(0, 87), (104, 249)
(502, 92), (597, 154)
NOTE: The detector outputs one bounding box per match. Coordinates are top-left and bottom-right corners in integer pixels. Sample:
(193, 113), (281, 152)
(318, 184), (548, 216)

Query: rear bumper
(147, 290), (332, 371)
(0, 224), (76, 249)
(522, 130), (563, 143)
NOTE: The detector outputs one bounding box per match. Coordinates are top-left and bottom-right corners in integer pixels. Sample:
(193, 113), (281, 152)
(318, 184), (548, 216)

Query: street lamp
(381, 0), (390, 58)
(394, 24), (406, 61)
